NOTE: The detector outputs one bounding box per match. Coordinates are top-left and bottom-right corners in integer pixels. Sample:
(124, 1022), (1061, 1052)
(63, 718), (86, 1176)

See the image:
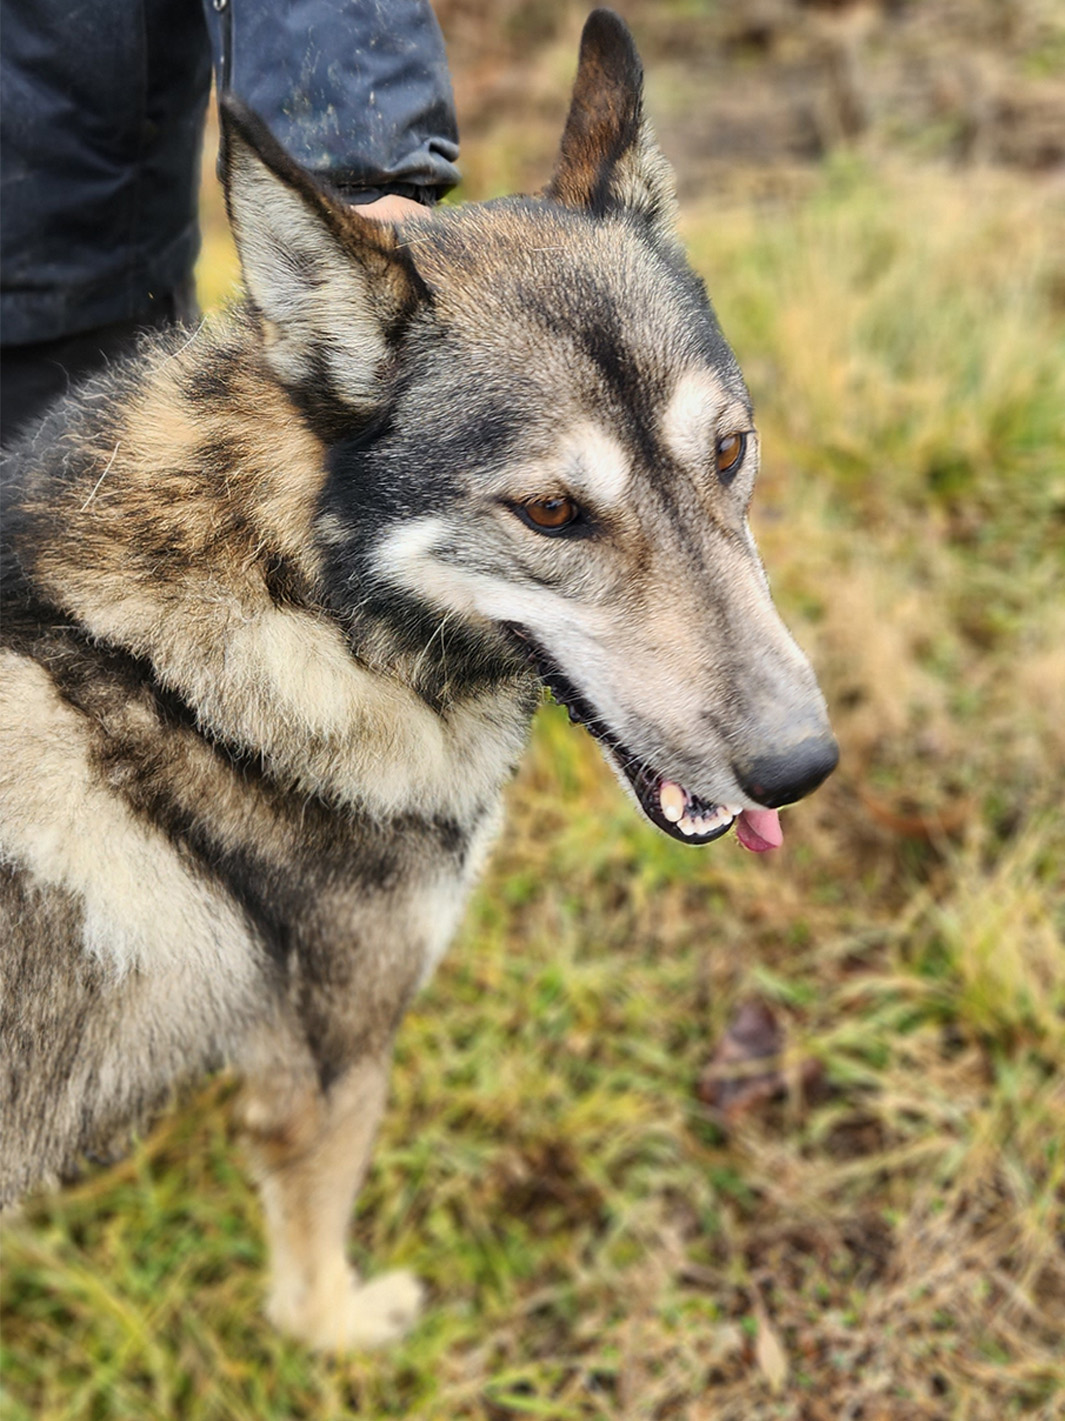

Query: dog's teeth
(659, 780), (687, 823)
(671, 797), (738, 838)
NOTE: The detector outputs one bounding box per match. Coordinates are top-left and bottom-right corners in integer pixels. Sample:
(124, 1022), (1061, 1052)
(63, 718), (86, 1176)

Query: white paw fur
(267, 1266), (425, 1352)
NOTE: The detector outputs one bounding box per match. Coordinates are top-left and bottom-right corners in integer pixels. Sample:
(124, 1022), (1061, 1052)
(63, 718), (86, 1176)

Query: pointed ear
(219, 97), (424, 412)
(546, 9), (678, 243)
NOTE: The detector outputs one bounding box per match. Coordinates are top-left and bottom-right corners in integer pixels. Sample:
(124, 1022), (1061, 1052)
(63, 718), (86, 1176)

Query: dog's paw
(338, 1269), (425, 1349)
(269, 1267), (425, 1352)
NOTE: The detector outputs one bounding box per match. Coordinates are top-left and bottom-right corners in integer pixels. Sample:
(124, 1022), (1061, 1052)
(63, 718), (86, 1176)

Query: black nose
(735, 736), (839, 809)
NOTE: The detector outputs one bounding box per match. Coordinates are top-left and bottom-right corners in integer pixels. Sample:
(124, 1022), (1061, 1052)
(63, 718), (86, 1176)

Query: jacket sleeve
(203, 0), (460, 200)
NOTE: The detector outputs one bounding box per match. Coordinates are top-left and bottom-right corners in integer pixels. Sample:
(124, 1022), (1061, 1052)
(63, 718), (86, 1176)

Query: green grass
(3, 159), (1064, 1419)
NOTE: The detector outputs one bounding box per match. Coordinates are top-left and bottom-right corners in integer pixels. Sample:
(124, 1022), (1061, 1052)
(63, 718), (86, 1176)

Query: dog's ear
(219, 97), (425, 408)
(546, 9), (678, 244)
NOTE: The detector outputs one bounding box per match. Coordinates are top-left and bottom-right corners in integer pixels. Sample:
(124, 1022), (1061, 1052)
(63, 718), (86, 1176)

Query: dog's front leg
(240, 1051), (422, 1352)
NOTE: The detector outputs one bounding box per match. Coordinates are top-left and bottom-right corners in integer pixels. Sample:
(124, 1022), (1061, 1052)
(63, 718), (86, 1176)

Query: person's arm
(203, 0), (460, 207)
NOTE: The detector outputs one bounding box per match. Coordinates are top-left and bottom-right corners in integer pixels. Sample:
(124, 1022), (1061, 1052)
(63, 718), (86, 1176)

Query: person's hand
(358, 194), (430, 225)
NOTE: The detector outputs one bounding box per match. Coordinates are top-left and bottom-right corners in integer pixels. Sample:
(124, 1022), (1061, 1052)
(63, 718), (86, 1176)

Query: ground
(2, 3), (1064, 1417)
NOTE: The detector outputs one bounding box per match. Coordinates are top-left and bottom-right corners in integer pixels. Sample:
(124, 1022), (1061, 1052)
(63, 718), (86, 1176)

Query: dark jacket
(0, 0), (459, 346)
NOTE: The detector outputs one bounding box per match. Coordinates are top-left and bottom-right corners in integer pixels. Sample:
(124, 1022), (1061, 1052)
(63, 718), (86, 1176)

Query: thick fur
(0, 11), (834, 1350)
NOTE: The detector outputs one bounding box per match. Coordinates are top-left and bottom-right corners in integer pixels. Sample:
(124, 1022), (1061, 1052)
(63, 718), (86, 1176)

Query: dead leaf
(696, 999), (820, 1121)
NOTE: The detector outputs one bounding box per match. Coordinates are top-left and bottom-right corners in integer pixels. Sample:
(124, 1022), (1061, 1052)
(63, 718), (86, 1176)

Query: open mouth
(509, 629), (782, 852)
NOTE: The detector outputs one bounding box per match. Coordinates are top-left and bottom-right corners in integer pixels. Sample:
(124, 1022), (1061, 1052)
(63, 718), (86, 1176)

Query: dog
(0, 9), (837, 1351)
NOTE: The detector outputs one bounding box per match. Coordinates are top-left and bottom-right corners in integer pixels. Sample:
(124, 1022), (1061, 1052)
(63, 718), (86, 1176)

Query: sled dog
(0, 10), (837, 1349)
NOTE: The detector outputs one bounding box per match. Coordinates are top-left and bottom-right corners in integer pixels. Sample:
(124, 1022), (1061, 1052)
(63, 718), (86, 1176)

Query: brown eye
(517, 497), (580, 533)
(715, 431), (746, 484)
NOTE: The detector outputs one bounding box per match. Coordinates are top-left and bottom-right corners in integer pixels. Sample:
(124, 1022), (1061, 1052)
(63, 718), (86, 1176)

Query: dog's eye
(517, 497), (581, 533)
(715, 432), (746, 484)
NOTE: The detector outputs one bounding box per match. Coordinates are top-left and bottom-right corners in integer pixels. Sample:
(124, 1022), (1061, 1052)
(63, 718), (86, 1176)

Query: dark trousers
(1, 283), (194, 449)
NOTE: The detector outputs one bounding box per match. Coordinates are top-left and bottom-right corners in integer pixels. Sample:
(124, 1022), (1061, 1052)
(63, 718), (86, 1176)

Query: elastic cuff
(336, 182), (441, 208)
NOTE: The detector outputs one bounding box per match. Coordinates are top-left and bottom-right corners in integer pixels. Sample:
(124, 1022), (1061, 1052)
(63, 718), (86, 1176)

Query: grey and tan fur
(0, 11), (836, 1350)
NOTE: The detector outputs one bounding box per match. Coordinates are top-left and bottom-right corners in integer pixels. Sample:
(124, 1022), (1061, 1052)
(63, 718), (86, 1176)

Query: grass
(3, 149), (1064, 1418)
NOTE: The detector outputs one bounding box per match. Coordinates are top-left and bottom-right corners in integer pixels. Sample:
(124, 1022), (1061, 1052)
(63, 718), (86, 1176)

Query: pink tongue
(735, 808), (783, 853)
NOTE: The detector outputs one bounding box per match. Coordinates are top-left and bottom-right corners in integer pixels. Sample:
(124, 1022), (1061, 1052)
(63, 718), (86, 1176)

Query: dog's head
(220, 8), (837, 851)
